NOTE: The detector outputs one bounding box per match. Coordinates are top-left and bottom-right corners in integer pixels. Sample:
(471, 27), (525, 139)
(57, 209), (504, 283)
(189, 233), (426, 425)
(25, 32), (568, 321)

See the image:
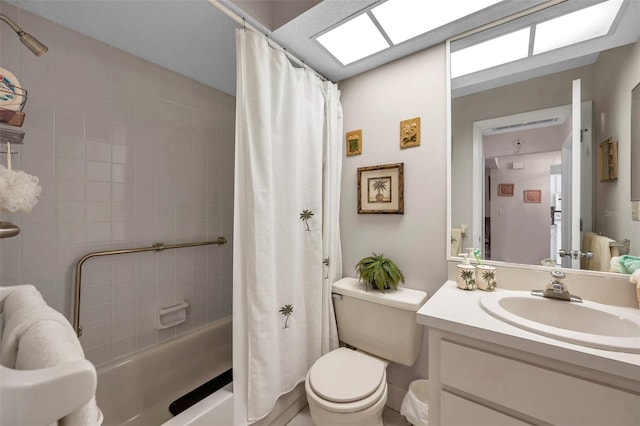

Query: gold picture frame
(346, 129), (362, 156)
(523, 189), (542, 203)
(498, 183), (514, 197)
(400, 117), (420, 149)
(598, 137), (618, 182)
(357, 163), (404, 214)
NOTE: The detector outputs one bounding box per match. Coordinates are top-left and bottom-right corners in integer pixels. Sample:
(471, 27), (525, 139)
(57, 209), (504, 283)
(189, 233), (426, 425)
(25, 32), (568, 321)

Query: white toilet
(305, 277), (427, 426)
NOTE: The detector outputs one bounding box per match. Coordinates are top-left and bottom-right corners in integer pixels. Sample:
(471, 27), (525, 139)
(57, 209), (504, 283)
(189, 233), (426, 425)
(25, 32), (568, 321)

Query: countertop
(417, 281), (640, 380)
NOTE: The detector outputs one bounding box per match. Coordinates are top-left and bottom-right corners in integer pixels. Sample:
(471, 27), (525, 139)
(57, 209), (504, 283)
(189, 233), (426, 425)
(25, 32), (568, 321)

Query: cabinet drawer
(442, 391), (530, 426)
(441, 340), (640, 425)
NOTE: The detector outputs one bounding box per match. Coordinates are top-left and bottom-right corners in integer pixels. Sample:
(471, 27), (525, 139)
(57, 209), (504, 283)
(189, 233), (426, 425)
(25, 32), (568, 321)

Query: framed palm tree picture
(357, 163), (404, 214)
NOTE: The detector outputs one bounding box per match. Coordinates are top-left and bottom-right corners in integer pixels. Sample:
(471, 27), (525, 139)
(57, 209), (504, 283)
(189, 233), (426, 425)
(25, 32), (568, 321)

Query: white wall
(483, 124), (568, 264)
(0, 2), (234, 366)
(593, 41), (640, 255)
(489, 151), (560, 264)
(339, 44), (448, 390)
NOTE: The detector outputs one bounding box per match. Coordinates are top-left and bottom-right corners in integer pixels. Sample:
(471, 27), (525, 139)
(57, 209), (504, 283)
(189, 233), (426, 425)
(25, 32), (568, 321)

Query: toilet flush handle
(331, 292), (342, 301)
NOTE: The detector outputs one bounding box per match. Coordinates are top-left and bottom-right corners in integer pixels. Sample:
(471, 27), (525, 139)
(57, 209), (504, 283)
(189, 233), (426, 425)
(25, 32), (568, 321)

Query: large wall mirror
(448, 0), (640, 276)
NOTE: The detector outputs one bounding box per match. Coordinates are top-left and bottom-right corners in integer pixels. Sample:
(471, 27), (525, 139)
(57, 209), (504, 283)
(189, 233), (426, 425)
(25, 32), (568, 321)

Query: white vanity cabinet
(429, 332), (640, 425)
(418, 282), (640, 426)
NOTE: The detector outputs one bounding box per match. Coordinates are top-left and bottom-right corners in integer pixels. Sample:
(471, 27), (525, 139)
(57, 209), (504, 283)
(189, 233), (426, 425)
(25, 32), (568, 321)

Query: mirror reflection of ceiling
(452, 0), (640, 98)
(11, 0), (635, 97)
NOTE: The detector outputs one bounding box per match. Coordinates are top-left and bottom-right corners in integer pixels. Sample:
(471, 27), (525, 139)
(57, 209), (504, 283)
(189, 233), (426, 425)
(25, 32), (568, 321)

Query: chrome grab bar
(73, 237), (227, 336)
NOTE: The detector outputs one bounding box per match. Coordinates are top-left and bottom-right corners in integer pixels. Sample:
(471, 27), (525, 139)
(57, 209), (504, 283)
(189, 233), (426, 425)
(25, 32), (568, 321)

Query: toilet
(305, 277), (428, 426)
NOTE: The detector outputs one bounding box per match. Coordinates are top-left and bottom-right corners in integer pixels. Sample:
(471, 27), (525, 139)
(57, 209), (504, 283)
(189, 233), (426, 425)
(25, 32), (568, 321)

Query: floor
(287, 405), (410, 426)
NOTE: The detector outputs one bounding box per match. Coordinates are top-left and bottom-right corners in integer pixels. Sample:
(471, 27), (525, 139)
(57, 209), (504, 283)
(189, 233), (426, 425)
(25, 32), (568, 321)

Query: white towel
(589, 235), (615, 272)
(15, 319), (103, 426)
(610, 256), (622, 273)
(0, 285), (70, 368)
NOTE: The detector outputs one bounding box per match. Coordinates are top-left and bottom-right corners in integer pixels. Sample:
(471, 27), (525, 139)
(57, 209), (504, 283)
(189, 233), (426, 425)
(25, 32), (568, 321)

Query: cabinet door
(440, 340), (640, 425)
(442, 391), (530, 426)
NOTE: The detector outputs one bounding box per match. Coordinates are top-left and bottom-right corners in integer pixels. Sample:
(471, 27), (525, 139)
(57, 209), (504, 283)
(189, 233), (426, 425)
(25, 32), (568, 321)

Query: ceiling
(4, 0), (640, 97)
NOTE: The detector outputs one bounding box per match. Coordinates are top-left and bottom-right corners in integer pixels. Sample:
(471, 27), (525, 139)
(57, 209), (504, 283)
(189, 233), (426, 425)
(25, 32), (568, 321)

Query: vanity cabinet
(428, 331), (640, 425)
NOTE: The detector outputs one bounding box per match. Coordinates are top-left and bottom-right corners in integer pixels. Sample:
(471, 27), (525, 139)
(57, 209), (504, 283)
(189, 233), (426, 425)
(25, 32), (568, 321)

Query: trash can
(400, 379), (429, 426)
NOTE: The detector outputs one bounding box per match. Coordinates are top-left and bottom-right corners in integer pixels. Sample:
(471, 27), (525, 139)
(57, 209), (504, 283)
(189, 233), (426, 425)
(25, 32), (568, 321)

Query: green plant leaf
(356, 252), (403, 293)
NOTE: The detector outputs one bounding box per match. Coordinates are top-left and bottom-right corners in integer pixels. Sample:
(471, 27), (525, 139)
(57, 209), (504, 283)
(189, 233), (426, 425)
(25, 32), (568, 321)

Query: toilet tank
(332, 277), (428, 366)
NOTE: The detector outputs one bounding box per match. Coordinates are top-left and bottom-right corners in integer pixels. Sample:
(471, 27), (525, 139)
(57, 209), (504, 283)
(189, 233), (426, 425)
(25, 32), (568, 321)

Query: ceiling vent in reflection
(483, 116), (566, 135)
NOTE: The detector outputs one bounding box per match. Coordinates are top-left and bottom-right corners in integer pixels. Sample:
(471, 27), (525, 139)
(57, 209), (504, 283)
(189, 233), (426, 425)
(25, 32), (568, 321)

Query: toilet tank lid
(332, 278), (427, 311)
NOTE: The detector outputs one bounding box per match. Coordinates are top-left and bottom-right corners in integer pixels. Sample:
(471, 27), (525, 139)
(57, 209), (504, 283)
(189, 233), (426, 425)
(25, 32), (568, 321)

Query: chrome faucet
(531, 270), (583, 303)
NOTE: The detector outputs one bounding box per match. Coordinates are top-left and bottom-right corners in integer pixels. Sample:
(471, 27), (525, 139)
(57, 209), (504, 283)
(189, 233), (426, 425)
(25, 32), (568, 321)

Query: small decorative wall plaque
(346, 129), (362, 156)
(357, 163), (404, 214)
(400, 117), (420, 149)
(598, 137), (618, 182)
(498, 183), (514, 197)
(523, 189), (541, 203)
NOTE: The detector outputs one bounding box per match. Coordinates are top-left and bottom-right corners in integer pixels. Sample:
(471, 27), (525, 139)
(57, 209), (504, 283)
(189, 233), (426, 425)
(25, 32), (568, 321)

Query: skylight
(371, 0), (502, 45)
(533, 0), (624, 55)
(316, 14), (390, 65)
(451, 28), (530, 78)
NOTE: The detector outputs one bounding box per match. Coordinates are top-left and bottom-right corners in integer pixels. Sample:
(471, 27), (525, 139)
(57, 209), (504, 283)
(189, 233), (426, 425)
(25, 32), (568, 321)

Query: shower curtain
(233, 29), (342, 424)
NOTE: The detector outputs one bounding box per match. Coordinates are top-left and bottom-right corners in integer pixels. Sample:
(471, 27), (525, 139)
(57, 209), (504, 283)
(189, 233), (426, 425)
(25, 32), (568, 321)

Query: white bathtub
(96, 318), (232, 426)
(162, 383), (233, 426)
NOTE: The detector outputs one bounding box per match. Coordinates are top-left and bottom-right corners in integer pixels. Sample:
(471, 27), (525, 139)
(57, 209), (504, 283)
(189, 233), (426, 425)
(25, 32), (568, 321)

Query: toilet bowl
(305, 347), (388, 426)
(304, 278), (427, 426)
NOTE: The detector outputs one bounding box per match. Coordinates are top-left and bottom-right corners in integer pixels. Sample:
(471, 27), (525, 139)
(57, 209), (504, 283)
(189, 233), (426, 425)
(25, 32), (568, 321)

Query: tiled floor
(287, 405), (410, 426)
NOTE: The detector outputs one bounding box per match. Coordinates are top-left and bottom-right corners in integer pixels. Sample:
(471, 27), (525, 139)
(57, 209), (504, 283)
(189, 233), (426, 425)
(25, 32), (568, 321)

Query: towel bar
(73, 237), (227, 337)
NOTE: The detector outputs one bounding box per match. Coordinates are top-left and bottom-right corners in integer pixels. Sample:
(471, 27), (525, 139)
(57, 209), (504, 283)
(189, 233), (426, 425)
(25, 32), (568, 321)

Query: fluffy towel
(620, 255), (640, 274)
(585, 234), (615, 272)
(451, 228), (462, 256)
(610, 256), (622, 273)
(15, 319), (103, 426)
(0, 285), (70, 368)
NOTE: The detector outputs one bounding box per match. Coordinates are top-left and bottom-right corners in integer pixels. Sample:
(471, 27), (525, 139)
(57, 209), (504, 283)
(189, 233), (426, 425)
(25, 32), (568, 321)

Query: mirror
(449, 0), (640, 274)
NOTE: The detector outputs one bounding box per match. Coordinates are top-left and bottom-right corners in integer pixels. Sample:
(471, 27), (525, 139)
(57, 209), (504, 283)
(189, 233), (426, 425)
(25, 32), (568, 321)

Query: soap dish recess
(156, 301), (189, 329)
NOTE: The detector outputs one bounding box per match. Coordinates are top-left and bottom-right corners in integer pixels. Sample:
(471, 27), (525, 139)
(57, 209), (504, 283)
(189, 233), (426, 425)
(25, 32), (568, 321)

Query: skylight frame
(450, 27), (531, 78)
(371, 0), (503, 45)
(532, 0), (624, 55)
(315, 13), (390, 66)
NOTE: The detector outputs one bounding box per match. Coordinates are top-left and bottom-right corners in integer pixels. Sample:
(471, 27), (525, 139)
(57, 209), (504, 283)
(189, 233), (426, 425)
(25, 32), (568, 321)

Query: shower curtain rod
(207, 0), (330, 83)
(72, 237), (227, 337)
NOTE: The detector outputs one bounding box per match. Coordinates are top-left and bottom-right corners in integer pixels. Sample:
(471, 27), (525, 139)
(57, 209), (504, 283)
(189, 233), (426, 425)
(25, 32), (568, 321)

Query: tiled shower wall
(0, 2), (234, 366)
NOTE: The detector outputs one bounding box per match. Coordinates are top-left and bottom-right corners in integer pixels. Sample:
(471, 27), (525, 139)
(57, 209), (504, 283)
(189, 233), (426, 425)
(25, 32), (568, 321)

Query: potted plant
(355, 252), (405, 292)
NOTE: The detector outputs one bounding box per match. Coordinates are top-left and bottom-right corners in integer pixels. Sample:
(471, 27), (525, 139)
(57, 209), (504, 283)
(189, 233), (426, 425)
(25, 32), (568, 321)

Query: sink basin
(480, 291), (640, 353)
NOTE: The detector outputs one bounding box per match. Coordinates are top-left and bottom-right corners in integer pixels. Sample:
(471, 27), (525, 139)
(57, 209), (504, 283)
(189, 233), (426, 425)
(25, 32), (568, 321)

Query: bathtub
(96, 317), (232, 425)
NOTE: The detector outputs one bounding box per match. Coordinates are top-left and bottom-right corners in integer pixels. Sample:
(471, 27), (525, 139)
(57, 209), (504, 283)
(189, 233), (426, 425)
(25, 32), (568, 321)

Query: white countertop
(417, 281), (640, 380)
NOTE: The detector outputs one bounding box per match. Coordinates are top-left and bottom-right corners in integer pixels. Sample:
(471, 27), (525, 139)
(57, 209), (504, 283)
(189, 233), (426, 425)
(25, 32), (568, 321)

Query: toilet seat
(307, 348), (387, 413)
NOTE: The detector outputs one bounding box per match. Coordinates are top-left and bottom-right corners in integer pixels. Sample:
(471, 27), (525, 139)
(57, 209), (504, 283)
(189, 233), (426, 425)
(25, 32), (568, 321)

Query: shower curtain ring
(242, 18), (246, 30)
